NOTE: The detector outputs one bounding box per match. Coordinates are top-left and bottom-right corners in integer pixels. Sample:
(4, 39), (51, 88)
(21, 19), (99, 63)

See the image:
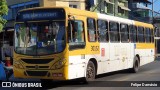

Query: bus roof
(134, 21), (154, 29)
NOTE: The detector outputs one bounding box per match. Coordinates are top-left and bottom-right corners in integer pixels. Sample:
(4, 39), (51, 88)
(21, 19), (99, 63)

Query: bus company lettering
(23, 12), (57, 19)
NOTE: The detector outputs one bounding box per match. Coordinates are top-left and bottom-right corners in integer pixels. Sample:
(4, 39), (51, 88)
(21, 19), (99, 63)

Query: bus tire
(85, 61), (96, 82)
(131, 57), (140, 73)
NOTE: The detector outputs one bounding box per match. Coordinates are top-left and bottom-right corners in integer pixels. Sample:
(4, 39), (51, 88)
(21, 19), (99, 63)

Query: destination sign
(16, 8), (65, 21)
(23, 12), (58, 20)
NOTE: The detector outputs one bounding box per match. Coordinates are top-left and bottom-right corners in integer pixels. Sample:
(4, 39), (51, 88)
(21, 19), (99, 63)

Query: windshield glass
(15, 21), (65, 56)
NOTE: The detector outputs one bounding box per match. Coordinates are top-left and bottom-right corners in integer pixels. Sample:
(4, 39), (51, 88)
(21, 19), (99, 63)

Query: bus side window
(151, 29), (154, 43)
(145, 28), (150, 43)
(87, 18), (96, 42)
(109, 22), (119, 42)
(148, 28), (151, 43)
(120, 23), (128, 42)
(130, 25), (137, 43)
(142, 27), (145, 43)
(97, 20), (108, 42)
(138, 26), (145, 43)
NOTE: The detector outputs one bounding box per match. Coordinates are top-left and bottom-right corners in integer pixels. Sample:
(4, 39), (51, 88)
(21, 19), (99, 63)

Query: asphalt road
(1, 58), (160, 90)
(45, 58), (160, 90)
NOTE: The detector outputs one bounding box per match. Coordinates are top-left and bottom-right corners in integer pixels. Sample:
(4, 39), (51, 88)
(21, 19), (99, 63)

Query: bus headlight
(51, 59), (66, 70)
(14, 61), (24, 69)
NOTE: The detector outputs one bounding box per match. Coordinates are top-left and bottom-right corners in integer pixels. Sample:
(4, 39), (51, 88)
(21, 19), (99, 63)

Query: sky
(149, 0), (160, 12)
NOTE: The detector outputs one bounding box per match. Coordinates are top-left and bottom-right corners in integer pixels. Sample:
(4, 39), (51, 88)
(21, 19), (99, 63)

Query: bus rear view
(13, 8), (68, 80)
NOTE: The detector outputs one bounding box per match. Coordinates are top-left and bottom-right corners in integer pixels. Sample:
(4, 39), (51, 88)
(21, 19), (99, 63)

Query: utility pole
(152, 0), (154, 23)
(152, 0), (158, 56)
(114, 0), (116, 16)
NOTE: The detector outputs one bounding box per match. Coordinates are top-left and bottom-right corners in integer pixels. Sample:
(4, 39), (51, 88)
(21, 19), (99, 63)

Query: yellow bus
(13, 7), (155, 82)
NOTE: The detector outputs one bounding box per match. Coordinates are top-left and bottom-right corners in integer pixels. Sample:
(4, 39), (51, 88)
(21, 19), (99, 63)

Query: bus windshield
(14, 21), (65, 56)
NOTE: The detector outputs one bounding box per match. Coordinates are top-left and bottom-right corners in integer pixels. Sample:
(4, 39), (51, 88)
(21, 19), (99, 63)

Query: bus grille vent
(26, 66), (49, 69)
(26, 71), (48, 76)
(22, 59), (53, 64)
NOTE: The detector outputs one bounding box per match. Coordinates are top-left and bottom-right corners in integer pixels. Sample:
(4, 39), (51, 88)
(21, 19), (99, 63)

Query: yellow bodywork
(13, 7), (99, 80)
(134, 21), (153, 29)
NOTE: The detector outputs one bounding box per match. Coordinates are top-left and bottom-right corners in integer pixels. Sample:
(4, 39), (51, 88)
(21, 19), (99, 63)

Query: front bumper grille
(22, 58), (54, 64)
(26, 71), (48, 76)
(26, 66), (49, 69)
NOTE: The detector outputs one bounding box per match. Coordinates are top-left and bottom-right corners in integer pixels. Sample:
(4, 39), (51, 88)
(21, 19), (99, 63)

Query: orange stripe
(136, 43), (155, 49)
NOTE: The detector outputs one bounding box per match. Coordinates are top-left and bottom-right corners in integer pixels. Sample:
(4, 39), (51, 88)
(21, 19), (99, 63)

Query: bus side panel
(135, 43), (155, 66)
(128, 43), (135, 69)
(96, 43), (110, 74)
(108, 43), (134, 72)
(67, 55), (86, 79)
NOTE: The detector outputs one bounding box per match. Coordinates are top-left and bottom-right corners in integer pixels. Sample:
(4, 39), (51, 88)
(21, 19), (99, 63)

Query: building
(40, 0), (85, 10)
(4, 0), (39, 29)
(88, 0), (130, 18)
(128, 0), (152, 23)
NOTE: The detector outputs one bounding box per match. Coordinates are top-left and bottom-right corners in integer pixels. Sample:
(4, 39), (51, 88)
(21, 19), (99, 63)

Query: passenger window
(130, 25), (137, 43)
(109, 22), (119, 42)
(87, 18), (96, 42)
(145, 28), (151, 43)
(97, 20), (108, 42)
(151, 29), (154, 43)
(138, 27), (145, 43)
(148, 29), (152, 43)
(120, 24), (128, 42)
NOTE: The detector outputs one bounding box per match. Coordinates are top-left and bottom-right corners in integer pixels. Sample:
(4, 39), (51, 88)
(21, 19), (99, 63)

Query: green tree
(0, 0), (8, 32)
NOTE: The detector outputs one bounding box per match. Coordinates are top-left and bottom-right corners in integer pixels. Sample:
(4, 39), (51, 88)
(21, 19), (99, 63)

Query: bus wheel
(131, 57), (140, 73)
(85, 61), (96, 82)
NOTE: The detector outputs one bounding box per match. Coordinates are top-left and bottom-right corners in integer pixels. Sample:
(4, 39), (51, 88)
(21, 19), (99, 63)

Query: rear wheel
(131, 57), (140, 73)
(85, 61), (96, 82)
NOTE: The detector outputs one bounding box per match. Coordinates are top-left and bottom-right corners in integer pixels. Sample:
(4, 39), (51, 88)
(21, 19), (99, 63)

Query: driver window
(68, 20), (85, 43)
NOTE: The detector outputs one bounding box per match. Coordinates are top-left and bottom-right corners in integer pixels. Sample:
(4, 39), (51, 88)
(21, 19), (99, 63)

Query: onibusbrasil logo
(1, 82), (42, 87)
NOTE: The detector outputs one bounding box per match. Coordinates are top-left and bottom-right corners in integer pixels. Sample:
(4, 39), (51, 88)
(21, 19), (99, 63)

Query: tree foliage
(0, 0), (8, 31)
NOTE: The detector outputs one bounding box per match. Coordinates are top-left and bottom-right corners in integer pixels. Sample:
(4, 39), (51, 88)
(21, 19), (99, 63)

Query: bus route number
(91, 46), (99, 51)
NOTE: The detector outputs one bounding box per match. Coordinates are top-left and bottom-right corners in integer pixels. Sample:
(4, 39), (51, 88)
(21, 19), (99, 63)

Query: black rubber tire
(85, 61), (96, 82)
(131, 57), (140, 73)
